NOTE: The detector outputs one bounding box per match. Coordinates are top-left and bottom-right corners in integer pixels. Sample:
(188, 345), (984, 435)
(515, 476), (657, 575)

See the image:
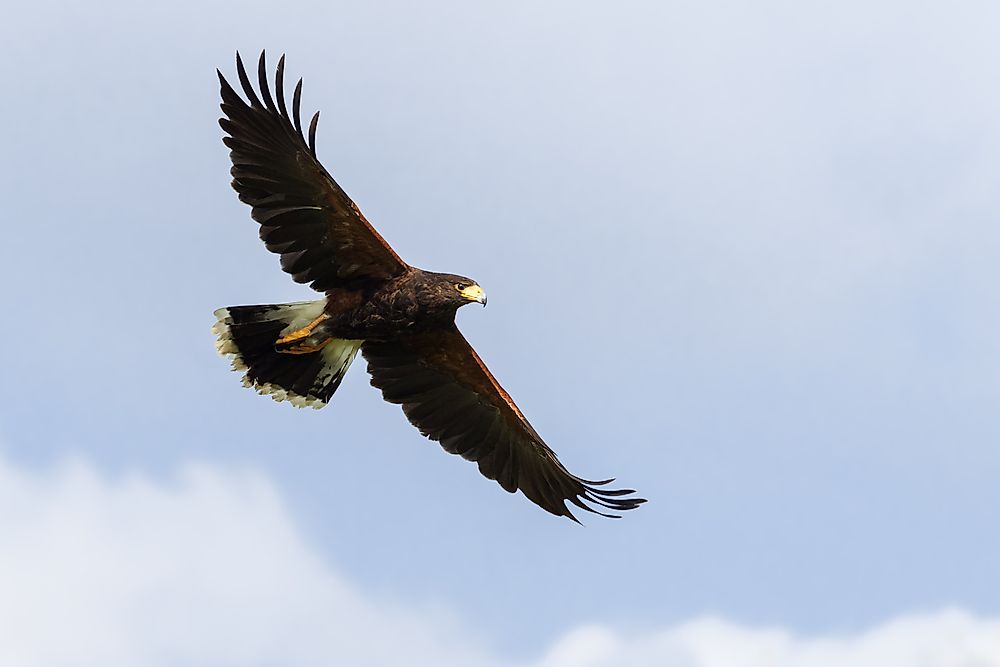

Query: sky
(2, 1), (1000, 665)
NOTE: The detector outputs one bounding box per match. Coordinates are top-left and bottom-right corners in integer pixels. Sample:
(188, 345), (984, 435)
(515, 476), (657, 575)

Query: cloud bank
(0, 453), (996, 667)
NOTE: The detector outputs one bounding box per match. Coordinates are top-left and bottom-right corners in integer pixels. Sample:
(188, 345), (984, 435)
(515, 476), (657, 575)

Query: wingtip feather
(235, 51), (262, 108)
(308, 110), (320, 154)
(257, 50), (278, 113)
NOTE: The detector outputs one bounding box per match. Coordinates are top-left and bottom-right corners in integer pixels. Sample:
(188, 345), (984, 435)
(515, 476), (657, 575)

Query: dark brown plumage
(212, 51), (645, 521)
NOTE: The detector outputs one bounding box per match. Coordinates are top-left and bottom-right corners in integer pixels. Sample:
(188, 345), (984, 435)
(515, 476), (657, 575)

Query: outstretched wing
(218, 51), (409, 291)
(362, 328), (646, 521)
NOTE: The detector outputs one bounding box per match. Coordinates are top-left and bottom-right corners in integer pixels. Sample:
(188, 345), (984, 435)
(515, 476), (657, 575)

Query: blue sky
(2, 1), (1000, 664)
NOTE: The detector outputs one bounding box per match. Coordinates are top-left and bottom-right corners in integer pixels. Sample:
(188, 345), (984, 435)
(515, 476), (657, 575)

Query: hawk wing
(362, 328), (646, 521)
(218, 52), (409, 291)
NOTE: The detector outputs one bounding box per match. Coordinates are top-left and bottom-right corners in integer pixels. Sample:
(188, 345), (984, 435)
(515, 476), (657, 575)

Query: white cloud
(0, 452), (997, 667)
(0, 454), (500, 667)
(534, 613), (1000, 667)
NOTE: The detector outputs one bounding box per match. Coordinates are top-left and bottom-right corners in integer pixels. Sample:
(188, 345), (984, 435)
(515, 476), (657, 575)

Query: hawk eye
(455, 282), (468, 290)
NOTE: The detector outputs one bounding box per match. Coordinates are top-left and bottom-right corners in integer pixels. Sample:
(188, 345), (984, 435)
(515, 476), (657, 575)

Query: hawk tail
(212, 300), (361, 408)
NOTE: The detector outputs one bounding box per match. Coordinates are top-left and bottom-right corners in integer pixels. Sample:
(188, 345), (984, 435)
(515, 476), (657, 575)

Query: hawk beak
(460, 284), (487, 306)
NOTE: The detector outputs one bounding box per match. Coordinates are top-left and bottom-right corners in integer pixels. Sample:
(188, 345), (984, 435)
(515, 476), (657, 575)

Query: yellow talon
(282, 338), (332, 355)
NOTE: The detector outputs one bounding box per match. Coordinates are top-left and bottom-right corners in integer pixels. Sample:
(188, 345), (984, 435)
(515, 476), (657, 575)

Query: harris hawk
(212, 52), (645, 521)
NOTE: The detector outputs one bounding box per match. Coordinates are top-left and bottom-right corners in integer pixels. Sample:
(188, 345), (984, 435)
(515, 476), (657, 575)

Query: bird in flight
(212, 52), (645, 521)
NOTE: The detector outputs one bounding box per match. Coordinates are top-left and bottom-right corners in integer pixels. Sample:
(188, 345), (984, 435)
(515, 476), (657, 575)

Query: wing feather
(362, 328), (645, 521)
(219, 51), (409, 291)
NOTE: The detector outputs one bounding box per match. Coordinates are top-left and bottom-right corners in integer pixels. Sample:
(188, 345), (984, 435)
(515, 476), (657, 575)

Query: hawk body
(321, 270), (488, 340)
(213, 52), (645, 521)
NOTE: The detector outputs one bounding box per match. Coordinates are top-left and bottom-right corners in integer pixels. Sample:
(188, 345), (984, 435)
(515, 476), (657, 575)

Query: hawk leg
(275, 314), (332, 354)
